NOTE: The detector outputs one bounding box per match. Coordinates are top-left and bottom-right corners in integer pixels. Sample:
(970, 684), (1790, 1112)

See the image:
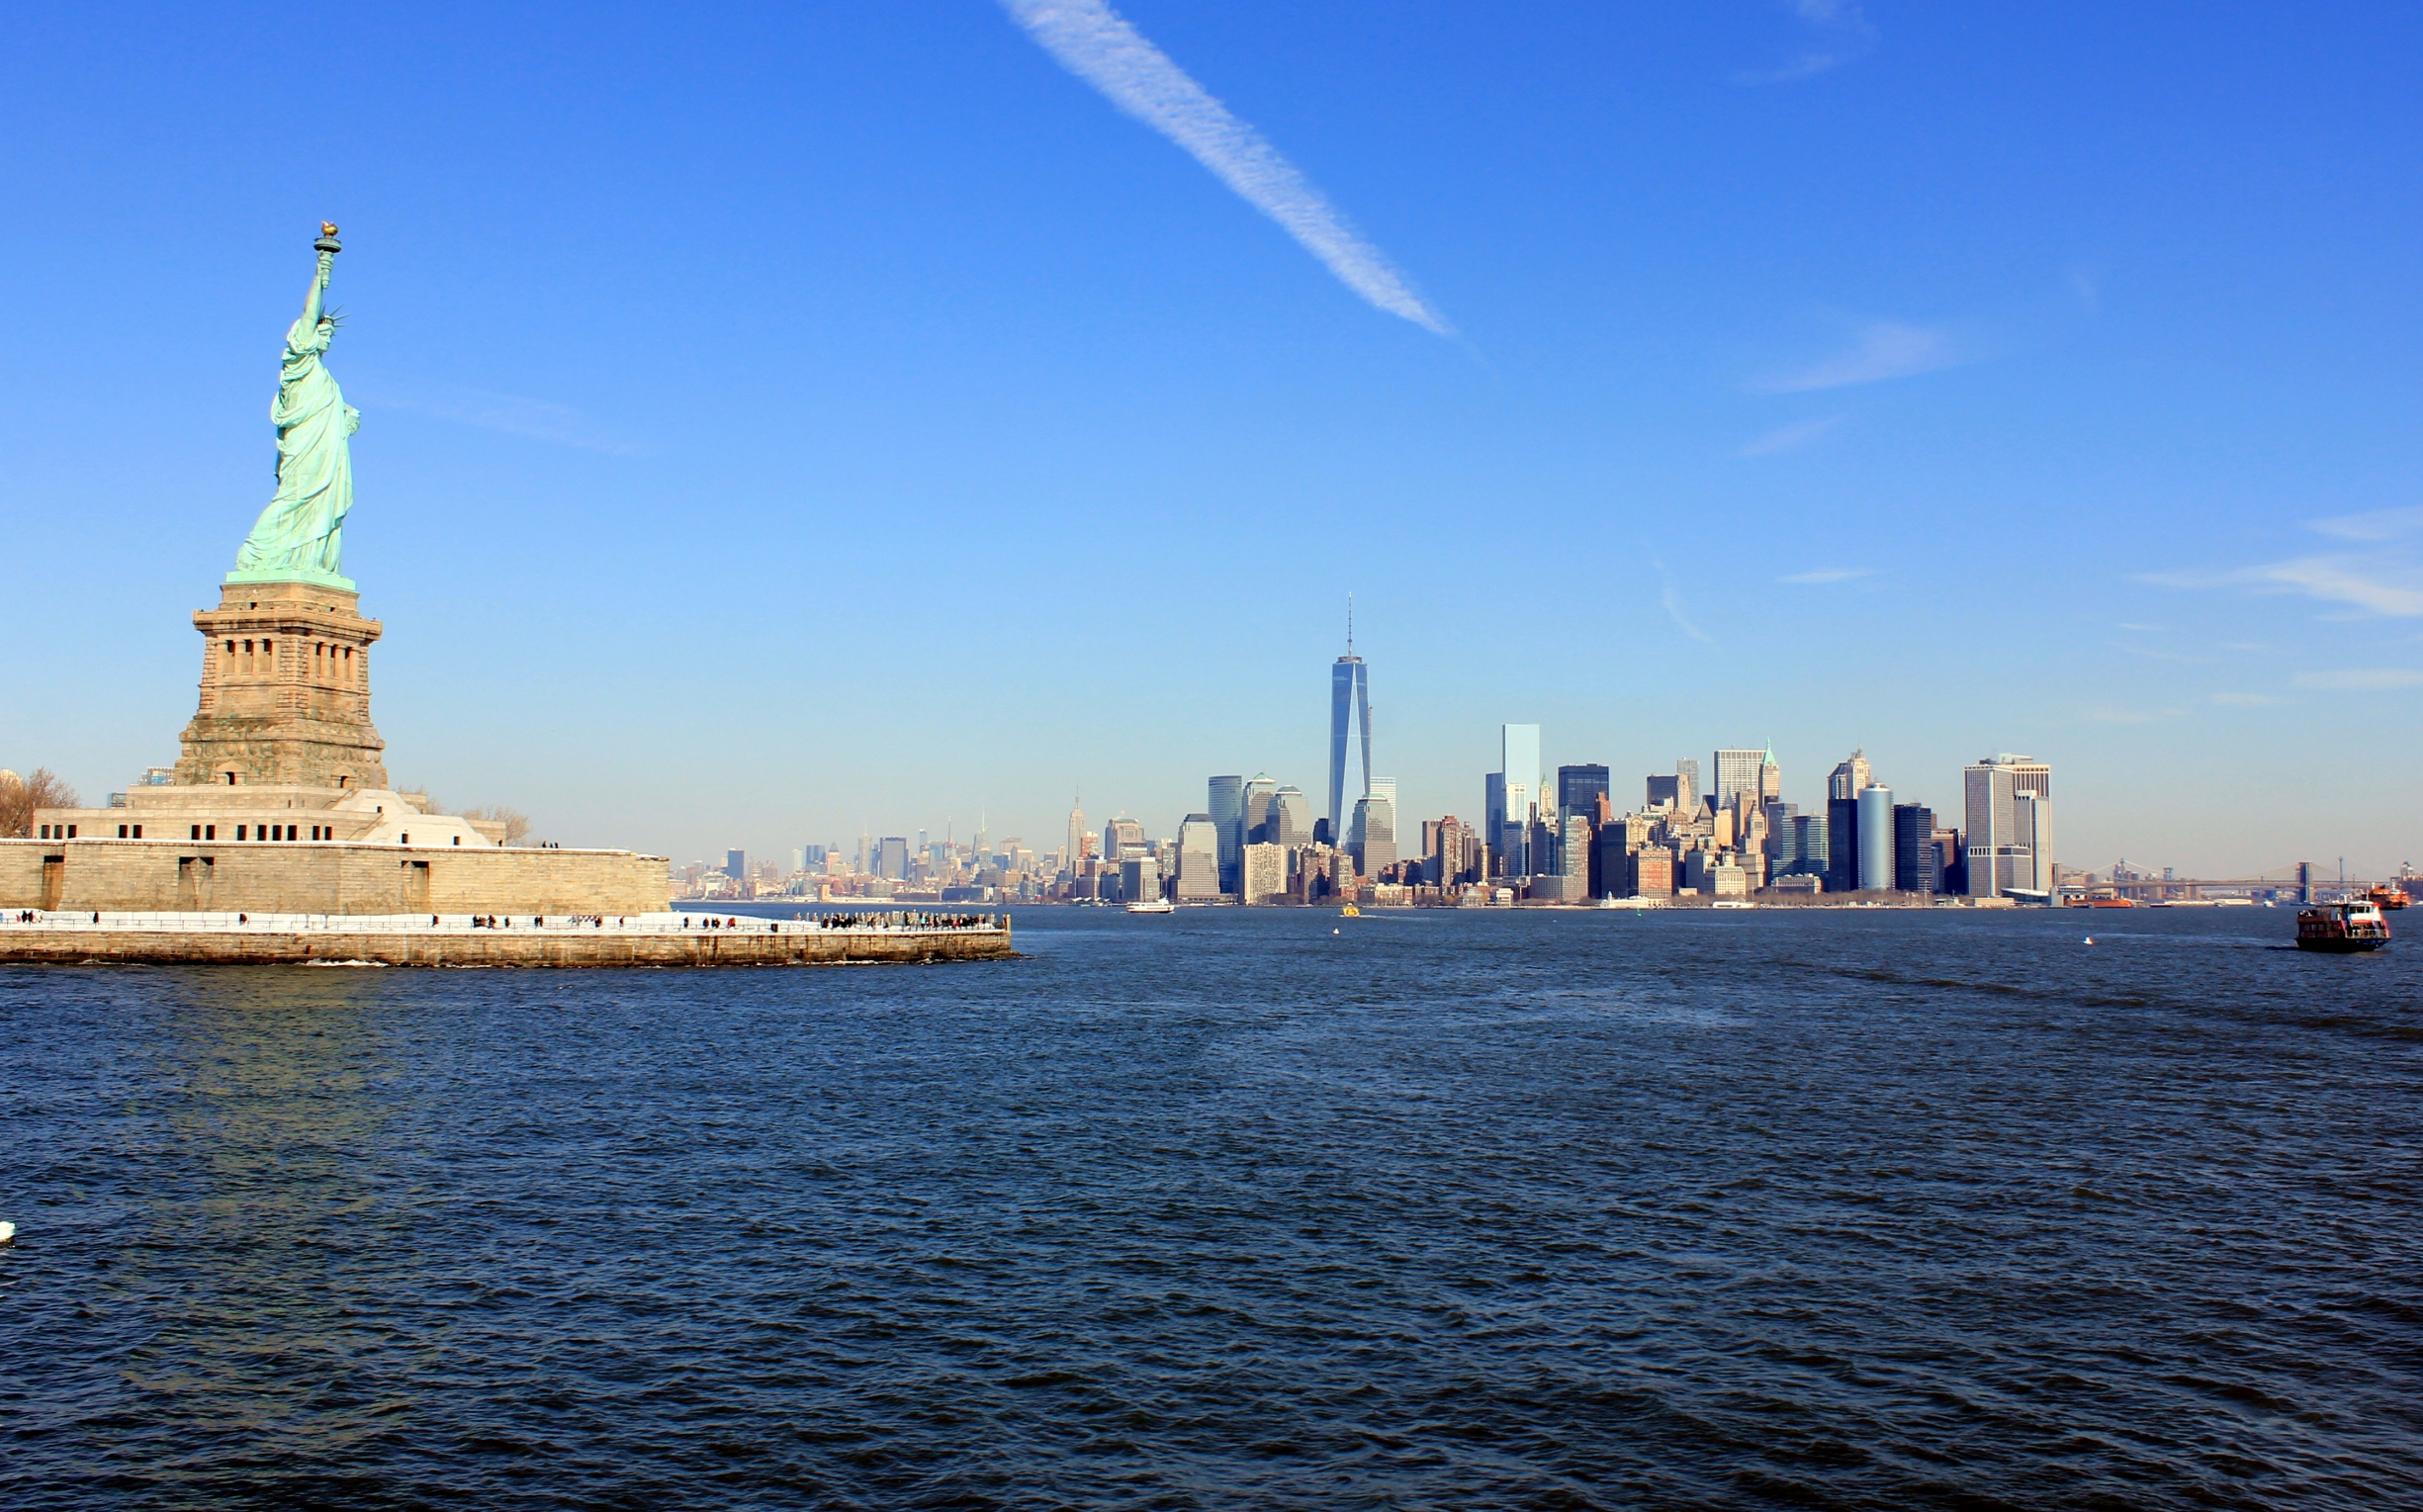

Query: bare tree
(460, 805), (533, 845)
(0, 767), (80, 838)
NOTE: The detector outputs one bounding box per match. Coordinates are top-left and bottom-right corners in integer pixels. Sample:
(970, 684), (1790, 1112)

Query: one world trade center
(1328, 605), (1371, 846)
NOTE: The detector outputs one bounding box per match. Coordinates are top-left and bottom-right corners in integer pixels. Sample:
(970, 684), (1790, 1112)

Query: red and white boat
(2296, 900), (2392, 953)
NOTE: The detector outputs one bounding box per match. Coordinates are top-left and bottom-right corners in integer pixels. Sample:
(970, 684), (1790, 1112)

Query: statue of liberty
(228, 224), (360, 589)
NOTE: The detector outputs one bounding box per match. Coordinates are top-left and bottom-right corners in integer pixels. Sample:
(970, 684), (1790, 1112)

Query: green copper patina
(227, 226), (361, 590)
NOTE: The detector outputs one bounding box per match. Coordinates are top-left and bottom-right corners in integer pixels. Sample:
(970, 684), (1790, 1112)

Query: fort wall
(0, 838), (669, 916)
(0, 918), (1012, 968)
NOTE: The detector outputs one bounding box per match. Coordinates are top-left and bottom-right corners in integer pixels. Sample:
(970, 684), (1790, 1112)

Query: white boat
(1125, 899), (1173, 915)
(0, 1220), (14, 1245)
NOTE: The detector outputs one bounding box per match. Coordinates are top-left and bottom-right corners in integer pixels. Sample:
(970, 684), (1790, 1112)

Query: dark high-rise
(1558, 763), (1609, 820)
(1827, 796), (1861, 893)
(1894, 803), (1940, 894)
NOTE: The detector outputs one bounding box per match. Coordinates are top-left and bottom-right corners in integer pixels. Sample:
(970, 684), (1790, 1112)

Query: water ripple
(2, 908), (2418, 1507)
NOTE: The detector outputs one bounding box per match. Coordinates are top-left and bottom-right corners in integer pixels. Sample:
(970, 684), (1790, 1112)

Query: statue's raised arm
(227, 224), (363, 591)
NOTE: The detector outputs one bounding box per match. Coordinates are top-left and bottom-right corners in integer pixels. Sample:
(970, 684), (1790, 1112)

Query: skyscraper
(1828, 795), (1861, 893)
(1350, 775), (1399, 856)
(1676, 757), (1702, 814)
(1269, 786), (1312, 847)
(1713, 750), (1766, 811)
(1351, 790), (1396, 877)
(1176, 814), (1221, 901)
(1242, 773), (1278, 845)
(1064, 797), (1084, 880)
(1558, 763), (1609, 819)
(1828, 750), (1872, 803)
(1209, 775), (1245, 893)
(1328, 606), (1372, 847)
(1965, 756), (2054, 897)
(725, 848), (747, 880)
(1103, 815), (1145, 859)
(1893, 803), (1939, 894)
(1490, 725), (1541, 876)
(1759, 745), (1781, 804)
(1857, 784), (1896, 892)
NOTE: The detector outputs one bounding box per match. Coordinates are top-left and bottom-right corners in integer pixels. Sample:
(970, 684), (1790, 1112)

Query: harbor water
(3, 907), (2417, 1508)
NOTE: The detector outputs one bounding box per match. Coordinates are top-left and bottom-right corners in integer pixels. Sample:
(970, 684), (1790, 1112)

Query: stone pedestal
(177, 580), (389, 791)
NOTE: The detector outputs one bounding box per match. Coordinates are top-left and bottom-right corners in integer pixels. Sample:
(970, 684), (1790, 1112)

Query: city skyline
(5, 5), (2418, 874)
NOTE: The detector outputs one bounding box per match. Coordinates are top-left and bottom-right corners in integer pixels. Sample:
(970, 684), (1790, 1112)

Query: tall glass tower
(1328, 605), (1371, 847)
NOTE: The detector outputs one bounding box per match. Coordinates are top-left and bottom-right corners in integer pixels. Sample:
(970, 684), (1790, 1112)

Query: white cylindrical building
(1858, 784), (1896, 892)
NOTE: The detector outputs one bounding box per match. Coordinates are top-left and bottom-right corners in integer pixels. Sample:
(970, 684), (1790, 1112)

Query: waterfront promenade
(0, 910), (1011, 967)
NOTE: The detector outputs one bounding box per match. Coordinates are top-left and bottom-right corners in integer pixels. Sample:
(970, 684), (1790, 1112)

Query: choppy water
(3, 907), (2419, 1509)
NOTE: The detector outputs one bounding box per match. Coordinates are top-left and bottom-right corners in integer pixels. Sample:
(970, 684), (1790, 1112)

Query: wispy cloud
(1741, 414), (1843, 455)
(2292, 668), (2423, 691)
(2140, 559), (2423, 618)
(363, 385), (643, 454)
(1737, 0), (1878, 84)
(1777, 567), (1870, 584)
(2308, 505), (2423, 543)
(999, 0), (1448, 334)
(1755, 321), (1963, 392)
(2211, 692), (2284, 707)
(1655, 561), (1715, 645)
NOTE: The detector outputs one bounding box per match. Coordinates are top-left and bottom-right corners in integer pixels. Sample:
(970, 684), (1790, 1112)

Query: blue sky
(5, 1), (2420, 875)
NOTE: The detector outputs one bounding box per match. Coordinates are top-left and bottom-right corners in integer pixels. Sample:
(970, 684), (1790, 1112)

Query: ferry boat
(2366, 883), (2410, 911)
(1339, 904), (1362, 918)
(1125, 899), (1173, 915)
(2295, 899), (2392, 953)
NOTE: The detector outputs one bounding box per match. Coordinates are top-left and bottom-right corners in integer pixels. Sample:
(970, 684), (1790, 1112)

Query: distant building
(876, 837), (909, 881)
(1489, 725), (1542, 877)
(1827, 796), (1860, 893)
(1645, 772), (1683, 811)
(1351, 792), (1397, 878)
(1787, 811), (1830, 879)
(1558, 763), (1609, 820)
(1676, 757), (1702, 813)
(1932, 828), (1965, 895)
(1857, 785), (1895, 892)
(1351, 776), (1398, 857)
(1269, 786), (1312, 847)
(1965, 756), (2054, 897)
(1209, 775), (1244, 893)
(1240, 843), (1287, 905)
(1828, 750), (1872, 803)
(1242, 773), (1278, 845)
(1121, 853), (1163, 906)
(725, 848), (747, 880)
(1176, 814), (1222, 901)
(1893, 803), (1939, 894)
(1103, 815), (1146, 859)
(1064, 798), (1084, 880)
(1759, 746), (1781, 805)
(1713, 749), (1765, 811)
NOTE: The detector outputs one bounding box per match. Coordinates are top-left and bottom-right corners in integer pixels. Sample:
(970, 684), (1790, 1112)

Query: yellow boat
(1339, 904), (1361, 918)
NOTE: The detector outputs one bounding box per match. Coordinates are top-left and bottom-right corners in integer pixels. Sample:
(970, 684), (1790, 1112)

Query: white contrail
(999, 0), (1450, 335)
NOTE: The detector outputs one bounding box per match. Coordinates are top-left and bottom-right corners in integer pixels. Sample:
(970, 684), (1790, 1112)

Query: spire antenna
(1347, 593), (1355, 656)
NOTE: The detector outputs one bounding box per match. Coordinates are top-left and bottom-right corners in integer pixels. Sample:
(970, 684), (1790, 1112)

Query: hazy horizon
(5, 3), (2418, 875)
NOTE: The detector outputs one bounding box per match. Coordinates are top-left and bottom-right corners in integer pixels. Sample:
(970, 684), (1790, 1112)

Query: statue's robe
(233, 313), (359, 579)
